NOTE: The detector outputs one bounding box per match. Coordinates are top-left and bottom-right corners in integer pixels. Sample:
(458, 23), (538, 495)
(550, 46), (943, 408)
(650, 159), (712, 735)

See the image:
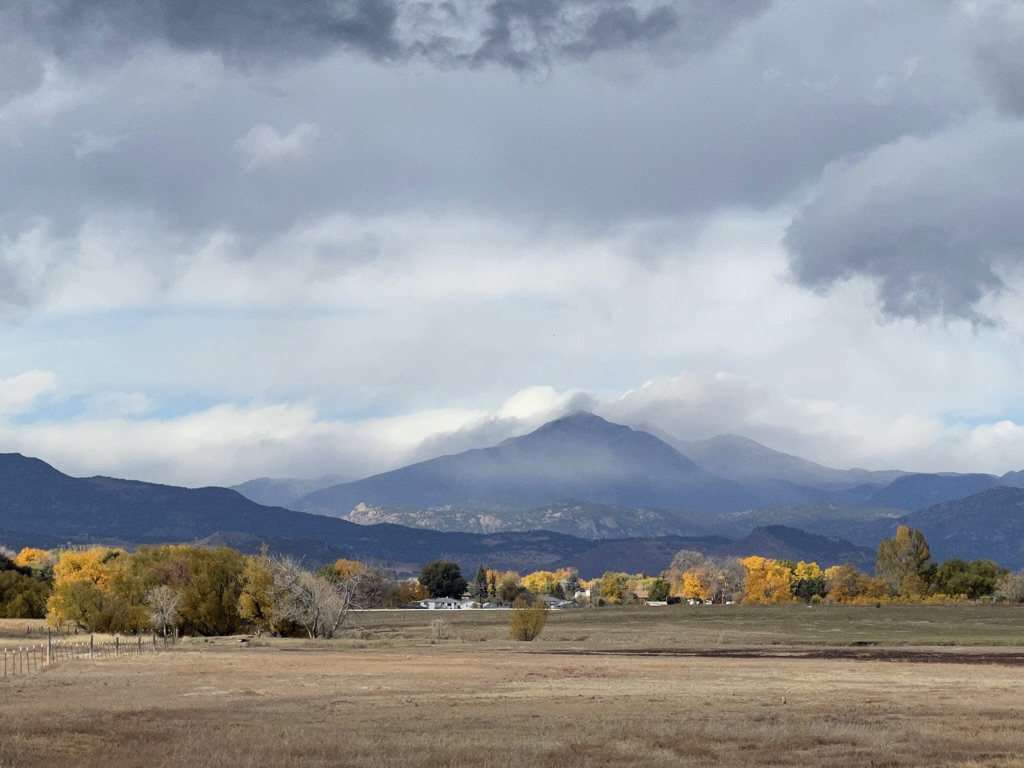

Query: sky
(1, 0), (1023, 487)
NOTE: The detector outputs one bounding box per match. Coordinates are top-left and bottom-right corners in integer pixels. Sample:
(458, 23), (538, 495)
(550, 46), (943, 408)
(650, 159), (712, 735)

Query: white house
(418, 598), (462, 609)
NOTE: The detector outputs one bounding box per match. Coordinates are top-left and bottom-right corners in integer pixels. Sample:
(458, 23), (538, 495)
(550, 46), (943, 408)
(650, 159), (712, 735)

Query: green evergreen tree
(565, 573), (581, 597)
(469, 564), (488, 601)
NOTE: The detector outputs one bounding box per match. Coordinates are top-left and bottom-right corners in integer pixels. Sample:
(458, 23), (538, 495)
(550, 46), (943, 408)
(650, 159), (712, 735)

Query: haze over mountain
(676, 433), (906, 490)
(231, 475), (348, 509)
(296, 412), (768, 517)
(867, 473), (1022, 511)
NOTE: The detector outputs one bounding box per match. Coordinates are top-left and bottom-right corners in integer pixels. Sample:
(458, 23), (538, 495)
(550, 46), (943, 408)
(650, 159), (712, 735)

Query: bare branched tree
(146, 584), (183, 637)
(995, 569), (1024, 603)
(669, 549), (707, 573)
(270, 557), (363, 639)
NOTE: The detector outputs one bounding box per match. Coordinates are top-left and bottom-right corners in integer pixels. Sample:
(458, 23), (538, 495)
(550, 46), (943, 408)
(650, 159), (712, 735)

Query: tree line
(660, 525), (1013, 604)
(0, 525), (1021, 635)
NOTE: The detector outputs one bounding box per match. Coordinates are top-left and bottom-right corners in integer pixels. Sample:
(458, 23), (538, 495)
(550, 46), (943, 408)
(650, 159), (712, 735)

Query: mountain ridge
(297, 412), (775, 516)
(0, 450), (874, 577)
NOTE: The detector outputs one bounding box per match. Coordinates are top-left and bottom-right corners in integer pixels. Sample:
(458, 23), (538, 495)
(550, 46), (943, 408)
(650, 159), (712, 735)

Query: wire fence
(2, 632), (173, 680)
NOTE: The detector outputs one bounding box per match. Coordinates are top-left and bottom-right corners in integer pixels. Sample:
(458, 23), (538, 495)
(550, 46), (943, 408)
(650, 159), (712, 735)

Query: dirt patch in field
(541, 646), (1024, 665)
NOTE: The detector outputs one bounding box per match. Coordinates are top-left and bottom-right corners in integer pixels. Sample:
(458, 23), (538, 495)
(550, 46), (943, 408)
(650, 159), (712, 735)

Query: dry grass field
(4, 605), (1024, 767)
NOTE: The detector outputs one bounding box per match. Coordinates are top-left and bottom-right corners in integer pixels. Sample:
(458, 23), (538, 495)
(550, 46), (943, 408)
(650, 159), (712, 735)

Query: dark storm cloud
(19, 0), (764, 70)
(785, 120), (1024, 325)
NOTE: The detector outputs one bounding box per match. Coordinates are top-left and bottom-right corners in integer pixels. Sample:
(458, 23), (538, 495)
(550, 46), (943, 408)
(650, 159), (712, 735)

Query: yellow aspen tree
(13, 547), (52, 568)
(793, 561), (823, 582)
(740, 556), (792, 604)
(521, 570), (558, 594)
(682, 569), (712, 602)
(239, 552), (278, 634)
(46, 547), (129, 629)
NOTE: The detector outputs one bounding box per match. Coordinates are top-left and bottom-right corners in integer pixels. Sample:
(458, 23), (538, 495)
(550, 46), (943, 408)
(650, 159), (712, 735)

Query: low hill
(711, 502), (905, 543)
(868, 473), (1004, 511)
(897, 487), (1024, 567)
(723, 525), (876, 573)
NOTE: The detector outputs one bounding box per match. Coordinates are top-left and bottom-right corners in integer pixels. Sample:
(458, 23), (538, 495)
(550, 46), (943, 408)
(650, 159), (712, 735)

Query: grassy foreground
(4, 605), (1024, 767)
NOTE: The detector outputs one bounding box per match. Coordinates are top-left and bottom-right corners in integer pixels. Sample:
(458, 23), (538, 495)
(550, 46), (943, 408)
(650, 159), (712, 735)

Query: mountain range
(230, 411), (1024, 567)
(3, 411), (1024, 574)
(0, 449), (879, 576)
(250, 413), (1024, 519)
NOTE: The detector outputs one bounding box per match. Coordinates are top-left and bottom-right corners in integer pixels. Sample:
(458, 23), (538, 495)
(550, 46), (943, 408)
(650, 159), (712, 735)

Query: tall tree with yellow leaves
(739, 556), (793, 604)
(876, 525), (936, 598)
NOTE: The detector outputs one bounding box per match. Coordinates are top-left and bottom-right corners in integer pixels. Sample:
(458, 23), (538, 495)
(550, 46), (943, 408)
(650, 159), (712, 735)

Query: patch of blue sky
(7, 395), (88, 425)
(938, 407), (1024, 430)
(7, 392), (226, 425)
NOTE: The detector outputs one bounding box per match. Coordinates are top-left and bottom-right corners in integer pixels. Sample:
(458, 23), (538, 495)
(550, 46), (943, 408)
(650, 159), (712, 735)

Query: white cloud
(3, 370), (1023, 489)
(0, 369), (58, 415)
(0, 401), (486, 486)
(235, 122), (319, 171)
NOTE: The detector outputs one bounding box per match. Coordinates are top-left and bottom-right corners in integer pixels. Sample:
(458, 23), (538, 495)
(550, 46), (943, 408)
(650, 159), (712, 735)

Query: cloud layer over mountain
(1, 1), (1022, 485)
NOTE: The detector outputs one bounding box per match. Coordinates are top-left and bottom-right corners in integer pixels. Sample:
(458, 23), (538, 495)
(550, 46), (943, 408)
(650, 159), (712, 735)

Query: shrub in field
(430, 618), (451, 640)
(509, 598), (548, 641)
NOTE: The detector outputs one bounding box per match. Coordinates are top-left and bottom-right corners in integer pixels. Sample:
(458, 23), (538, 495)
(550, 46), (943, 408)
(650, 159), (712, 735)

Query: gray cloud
(19, 0), (760, 71)
(785, 119), (1024, 324)
(972, 2), (1024, 116)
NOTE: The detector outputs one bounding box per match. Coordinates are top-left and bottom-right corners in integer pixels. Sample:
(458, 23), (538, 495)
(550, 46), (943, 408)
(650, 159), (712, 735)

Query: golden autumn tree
(825, 564), (890, 603)
(876, 525), (936, 598)
(824, 564), (863, 602)
(521, 570), (559, 594)
(789, 560), (827, 602)
(52, 547), (125, 591)
(13, 547), (53, 569)
(598, 572), (631, 603)
(682, 570), (712, 602)
(239, 550), (279, 634)
(740, 556), (793, 604)
(46, 547), (146, 631)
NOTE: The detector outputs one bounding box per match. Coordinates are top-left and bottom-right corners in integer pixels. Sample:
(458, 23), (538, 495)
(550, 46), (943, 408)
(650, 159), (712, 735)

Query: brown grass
(5, 605), (1024, 767)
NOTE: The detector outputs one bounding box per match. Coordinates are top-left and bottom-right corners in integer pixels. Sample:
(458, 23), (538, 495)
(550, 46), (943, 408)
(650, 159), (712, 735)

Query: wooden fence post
(89, 634), (94, 659)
